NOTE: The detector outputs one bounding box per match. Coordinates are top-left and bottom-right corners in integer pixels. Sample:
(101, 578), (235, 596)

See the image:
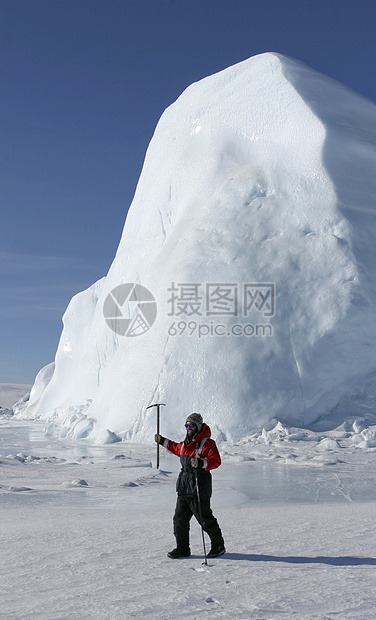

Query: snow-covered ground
(1, 416), (376, 619)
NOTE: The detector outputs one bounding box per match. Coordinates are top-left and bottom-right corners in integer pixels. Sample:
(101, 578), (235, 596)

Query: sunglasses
(185, 422), (197, 429)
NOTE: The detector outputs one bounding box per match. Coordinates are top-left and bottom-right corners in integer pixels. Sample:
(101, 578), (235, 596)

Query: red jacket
(162, 423), (221, 471)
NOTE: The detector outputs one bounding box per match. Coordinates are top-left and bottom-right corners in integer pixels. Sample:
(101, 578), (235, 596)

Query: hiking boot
(167, 547), (191, 559)
(207, 544), (226, 558)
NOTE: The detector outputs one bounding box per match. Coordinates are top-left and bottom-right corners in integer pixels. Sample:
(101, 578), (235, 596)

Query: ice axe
(146, 403), (165, 468)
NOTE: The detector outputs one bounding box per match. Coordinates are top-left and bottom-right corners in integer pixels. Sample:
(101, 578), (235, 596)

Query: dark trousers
(173, 494), (224, 550)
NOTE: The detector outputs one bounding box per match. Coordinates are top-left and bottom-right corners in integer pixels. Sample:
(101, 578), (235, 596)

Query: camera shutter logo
(103, 283), (157, 336)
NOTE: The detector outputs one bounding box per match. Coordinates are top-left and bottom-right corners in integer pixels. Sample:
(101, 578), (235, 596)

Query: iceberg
(16, 53), (376, 442)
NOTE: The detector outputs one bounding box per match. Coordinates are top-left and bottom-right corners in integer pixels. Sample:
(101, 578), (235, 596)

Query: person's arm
(192, 439), (221, 471)
(154, 434), (183, 457)
(154, 433), (166, 445)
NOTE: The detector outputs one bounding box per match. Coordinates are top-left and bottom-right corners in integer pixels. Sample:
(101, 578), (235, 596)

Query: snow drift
(15, 52), (376, 442)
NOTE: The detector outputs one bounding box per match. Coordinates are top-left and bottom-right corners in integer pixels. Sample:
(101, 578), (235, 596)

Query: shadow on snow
(224, 553), (376, 566)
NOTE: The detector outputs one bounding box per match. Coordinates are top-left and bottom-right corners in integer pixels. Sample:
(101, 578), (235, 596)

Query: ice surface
(15, 53), (376, 442)
(2, 418), (376, 507)
(1, 418), (376, 619)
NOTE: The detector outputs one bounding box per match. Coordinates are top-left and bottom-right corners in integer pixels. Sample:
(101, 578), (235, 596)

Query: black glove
(191, 457), (203, 469)
(154, 434), (165, 445)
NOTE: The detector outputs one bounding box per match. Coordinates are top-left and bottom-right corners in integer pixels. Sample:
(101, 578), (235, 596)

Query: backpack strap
(196, 436), (208, 457)
(180, 436), (208, 461)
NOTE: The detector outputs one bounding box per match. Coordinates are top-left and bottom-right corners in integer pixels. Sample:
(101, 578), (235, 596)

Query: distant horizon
(0, 382), (32, 410)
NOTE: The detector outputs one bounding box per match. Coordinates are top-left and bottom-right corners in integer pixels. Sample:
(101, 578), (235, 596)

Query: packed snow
(1, 415), (376, 619)
(13, 52), (376, 443)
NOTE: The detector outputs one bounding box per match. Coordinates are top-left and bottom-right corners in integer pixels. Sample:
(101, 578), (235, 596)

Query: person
(155, 412), (225, 559)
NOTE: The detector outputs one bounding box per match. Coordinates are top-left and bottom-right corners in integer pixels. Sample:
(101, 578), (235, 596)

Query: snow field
(1, 503), (375, 620)
(1, 419), (376, 619)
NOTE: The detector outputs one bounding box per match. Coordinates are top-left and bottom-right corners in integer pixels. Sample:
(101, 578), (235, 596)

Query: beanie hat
(186, 412), (203, 433)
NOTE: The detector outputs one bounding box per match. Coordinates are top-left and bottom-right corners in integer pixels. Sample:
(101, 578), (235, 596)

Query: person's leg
(189, 496), (225, 549)
(171, 496), (193, 553)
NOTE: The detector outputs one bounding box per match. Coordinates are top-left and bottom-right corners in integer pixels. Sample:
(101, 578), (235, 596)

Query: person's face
(185, 422), (197, 437)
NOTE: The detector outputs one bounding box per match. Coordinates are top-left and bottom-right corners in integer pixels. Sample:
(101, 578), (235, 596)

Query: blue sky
(1, 0), (376, 384)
